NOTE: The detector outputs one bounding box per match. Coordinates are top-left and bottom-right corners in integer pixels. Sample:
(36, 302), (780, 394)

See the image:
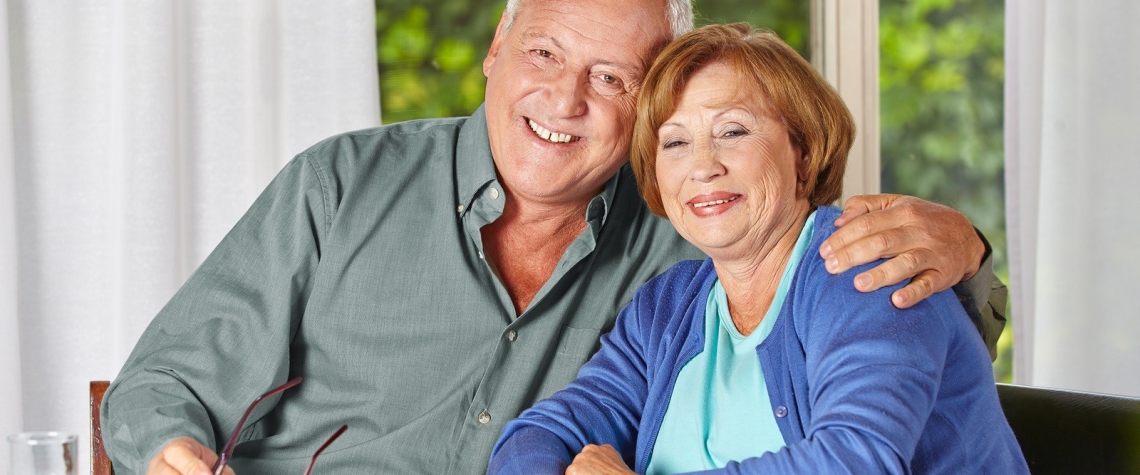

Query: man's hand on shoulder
(819, 194), (986, 309)
(147, 437), (235, 475)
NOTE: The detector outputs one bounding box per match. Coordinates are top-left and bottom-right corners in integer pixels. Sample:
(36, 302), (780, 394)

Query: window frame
(810, 0), (880, 203)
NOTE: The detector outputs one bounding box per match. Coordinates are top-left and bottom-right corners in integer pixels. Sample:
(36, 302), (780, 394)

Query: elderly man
(103, 0), (1004, 474)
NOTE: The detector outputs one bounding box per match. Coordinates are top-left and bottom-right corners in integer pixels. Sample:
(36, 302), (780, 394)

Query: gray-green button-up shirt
(102, 105), (1006, 474)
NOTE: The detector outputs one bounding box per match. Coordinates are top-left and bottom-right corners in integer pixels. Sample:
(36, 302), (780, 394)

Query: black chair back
(997, 383), (1140, 474)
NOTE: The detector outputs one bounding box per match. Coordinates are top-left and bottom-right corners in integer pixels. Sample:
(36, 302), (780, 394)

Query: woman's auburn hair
(630, 23), (856, 217)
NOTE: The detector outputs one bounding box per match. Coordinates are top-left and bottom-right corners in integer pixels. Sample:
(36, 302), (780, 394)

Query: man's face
(482, 0), (672, 207)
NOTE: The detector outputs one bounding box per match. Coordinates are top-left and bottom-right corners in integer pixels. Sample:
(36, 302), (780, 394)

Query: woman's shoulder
(634, 258), (714, 306)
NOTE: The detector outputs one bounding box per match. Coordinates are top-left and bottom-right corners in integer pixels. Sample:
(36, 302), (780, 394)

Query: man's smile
(527, 118), (581, 143)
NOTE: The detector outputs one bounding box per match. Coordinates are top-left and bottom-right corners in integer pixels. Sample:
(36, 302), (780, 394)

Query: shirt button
(507, 330), (518, 341)
(457, 204), (465, 213)
(775, 406), (788, 418)
(478, 411), (492, 424)
(488, 187), (500, 199)
(478, 251), (485, 259)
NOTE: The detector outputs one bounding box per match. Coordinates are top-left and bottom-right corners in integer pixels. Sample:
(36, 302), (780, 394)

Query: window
(879, 0), (1010, 381)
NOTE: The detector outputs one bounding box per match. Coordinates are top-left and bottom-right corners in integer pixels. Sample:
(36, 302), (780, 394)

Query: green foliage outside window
(375, 0), (504, 123)
(879, 0), (1010, 382)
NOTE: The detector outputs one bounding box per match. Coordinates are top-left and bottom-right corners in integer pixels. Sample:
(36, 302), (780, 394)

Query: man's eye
(535, 49), (552, 58)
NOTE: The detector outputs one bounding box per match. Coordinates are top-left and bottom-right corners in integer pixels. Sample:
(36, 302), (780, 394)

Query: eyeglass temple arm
(303, 425), (348, 475)
(212, 376), (303, 475)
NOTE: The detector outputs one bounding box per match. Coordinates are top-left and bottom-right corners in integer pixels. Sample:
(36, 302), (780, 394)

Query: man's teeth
(528, 119), (579, 143)
(693, 196), (739, 208)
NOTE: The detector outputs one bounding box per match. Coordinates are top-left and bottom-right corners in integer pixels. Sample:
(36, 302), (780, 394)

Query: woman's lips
(687, 192), (742, 217)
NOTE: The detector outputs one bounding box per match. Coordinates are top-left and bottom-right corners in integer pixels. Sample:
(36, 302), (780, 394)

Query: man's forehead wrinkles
(518, 25), (648, 78)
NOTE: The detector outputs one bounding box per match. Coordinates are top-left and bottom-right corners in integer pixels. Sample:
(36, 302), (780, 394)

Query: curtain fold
(1, 0), (25, 455)
(3, 1), (379, 471)
(1006, 0), (1140, 396)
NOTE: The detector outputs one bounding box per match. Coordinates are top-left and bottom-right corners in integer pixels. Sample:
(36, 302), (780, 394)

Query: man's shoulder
(288, 116), (475, 192)
(300, 116), (469, 161)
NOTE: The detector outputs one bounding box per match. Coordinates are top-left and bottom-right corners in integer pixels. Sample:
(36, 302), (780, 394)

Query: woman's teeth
(693, 196), (739, 208)
(529, 119), (579, 143)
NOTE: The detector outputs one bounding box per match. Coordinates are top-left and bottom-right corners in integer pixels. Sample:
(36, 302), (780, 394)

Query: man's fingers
(821, 204), (911, 262)
(824, 224), (924, 275)
(832, 194), (903, 227)
(851, 249), (931, 292)
(148, 460), (185, 475)
(891, 270), (942, 309)
(148, 438), (221, 475)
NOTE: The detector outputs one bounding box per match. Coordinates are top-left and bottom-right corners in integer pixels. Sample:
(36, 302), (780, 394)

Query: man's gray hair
(502, 0), (694, 40)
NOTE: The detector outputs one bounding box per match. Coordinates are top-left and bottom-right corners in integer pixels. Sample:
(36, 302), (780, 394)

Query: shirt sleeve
(99, 153), (330, 474)
(487, 291), (653, 475)
(950, 229), (1008, 361)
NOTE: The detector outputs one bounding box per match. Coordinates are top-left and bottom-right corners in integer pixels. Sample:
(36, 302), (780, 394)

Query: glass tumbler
(7, 432), (77, 475)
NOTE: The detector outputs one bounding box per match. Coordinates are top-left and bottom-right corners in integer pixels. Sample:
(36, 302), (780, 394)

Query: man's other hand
(147, 437), (235, 475)
(819, 194), (986, 309)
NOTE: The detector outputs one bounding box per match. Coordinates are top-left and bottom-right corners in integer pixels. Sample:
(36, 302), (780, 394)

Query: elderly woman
(486, 24), (1027, 475)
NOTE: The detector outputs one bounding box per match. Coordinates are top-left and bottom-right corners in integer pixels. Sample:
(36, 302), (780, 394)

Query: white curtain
(1006, 0), (1140, 396)
(0, 0), (380, 470)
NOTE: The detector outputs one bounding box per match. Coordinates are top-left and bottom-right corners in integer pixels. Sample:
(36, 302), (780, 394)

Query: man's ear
(483, 10), (510, 78)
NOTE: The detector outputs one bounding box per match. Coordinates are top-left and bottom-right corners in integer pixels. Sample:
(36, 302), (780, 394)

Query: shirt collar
(456, 104), (498, 212)
(586, 169), (620, 229)
(455, 103), (619, 229)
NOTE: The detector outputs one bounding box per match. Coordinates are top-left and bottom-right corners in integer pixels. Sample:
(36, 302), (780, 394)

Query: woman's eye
(536, 49), (552, 57)
(724, 128), (748, 137)
(661, 140), (686, 149)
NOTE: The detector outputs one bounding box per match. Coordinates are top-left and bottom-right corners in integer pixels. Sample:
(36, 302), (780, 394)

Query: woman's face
(655, 61), (810, 261)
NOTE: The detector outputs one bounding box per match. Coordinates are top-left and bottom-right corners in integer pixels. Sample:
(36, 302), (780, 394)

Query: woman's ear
(795, 147), (810, 187)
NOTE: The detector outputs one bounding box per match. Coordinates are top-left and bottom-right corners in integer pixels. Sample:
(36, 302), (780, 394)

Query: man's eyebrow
(519, 29), (642, 77)
(520, 29), (562, 50)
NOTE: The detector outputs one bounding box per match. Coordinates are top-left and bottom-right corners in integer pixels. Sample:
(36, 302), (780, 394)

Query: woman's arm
(690, 270), (955, 474)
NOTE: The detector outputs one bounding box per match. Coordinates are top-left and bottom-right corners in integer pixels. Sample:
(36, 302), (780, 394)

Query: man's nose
(544, 71), (588, 118)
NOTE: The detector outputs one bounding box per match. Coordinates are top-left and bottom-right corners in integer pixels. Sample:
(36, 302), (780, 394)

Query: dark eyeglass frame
(211, 377), (347, 475)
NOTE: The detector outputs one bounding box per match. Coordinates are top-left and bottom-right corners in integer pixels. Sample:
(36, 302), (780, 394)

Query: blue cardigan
(488, 207), (1028, 474)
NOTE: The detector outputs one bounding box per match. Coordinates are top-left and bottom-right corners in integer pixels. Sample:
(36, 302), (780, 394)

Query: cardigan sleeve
(683, 266), (956, 475)
(487, 288), (655, 475)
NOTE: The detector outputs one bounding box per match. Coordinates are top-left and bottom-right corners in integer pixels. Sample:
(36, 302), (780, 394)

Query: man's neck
(480, 193), (593, 316)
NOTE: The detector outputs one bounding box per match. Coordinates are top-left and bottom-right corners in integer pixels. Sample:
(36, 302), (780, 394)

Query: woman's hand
(819, 194), (986, 309)
(565, 444), (636, 475)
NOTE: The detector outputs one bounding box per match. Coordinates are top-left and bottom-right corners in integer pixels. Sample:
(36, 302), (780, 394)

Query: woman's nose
(689, 143), (726, 182)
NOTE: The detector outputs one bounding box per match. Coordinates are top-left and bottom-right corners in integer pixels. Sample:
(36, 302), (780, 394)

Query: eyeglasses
(211, 377), (348, 475)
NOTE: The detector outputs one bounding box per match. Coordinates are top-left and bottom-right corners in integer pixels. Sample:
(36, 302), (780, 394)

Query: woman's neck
(713, 206), (811, 335)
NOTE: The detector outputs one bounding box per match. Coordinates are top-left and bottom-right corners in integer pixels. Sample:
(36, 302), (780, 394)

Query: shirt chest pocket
(535, 325), (604, 400)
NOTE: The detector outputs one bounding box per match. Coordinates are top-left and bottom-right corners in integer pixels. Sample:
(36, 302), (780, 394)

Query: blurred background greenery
(375, 0), (1010, 381)
(879, 0), (1010, 382)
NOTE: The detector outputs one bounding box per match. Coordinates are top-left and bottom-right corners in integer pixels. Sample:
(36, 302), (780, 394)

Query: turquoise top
(646, 210), (816, 474)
